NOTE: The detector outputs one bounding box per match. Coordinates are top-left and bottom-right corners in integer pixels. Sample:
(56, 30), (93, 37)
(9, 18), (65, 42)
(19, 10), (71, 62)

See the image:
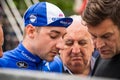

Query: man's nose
(95, 38), (105, 49)
(71, 43), (80, 54)
(56, 38), (64, 50)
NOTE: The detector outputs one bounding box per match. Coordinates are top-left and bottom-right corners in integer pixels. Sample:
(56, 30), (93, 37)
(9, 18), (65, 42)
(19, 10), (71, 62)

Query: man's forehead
(67, 15), (88, 31)
(42, 26), (65, 30)
(66, 26), (89, 36)
(41, 26), (65, 31)
(64, 30), (91, 38)
(67, 18), (88, 31)
(63, 25), (90, 38)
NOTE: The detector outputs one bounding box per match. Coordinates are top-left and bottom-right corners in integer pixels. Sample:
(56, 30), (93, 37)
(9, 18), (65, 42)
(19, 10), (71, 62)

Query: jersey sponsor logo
(16, 61), (28, 68)
(21, 51), (36, 62)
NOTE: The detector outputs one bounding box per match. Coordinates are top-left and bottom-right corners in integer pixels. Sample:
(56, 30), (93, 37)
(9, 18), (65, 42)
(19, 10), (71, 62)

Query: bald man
(41, 15), (96, 76)
(0, 24), (4, 57)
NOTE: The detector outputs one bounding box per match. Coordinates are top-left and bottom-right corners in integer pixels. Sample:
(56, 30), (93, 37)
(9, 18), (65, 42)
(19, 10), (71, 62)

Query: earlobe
(25, 24), (35, 38)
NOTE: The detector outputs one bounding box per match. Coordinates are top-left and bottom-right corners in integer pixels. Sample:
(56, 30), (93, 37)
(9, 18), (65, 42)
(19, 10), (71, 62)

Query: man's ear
(25, 24), (36, 38)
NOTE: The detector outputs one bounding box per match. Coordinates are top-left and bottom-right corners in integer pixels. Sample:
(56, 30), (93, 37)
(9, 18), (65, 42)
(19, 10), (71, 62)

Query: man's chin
(72, 62), (83, 67)
(46, 57), (54, 62)
(100, 54), (113, 59)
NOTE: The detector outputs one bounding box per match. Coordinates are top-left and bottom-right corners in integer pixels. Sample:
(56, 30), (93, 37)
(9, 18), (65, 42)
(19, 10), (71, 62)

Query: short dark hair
(82, 0), (120, 28)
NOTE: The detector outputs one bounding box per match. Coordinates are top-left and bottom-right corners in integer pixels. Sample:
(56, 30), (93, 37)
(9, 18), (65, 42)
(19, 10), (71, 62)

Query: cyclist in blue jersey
(0, 2), (72, 70)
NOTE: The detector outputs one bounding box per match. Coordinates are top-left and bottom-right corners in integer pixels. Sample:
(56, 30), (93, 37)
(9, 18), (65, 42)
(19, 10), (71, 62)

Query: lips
(50, 50), (58, 55)
(71, 56), (82, 61)
(100, 50), (110, 55)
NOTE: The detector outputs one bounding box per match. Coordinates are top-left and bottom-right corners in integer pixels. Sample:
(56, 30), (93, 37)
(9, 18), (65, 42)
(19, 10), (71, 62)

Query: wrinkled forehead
(78, 29), (92, 38)
(67, 29), (91, 37)
(66, 25), (91, 39)
(66, 21), (89, 37)
(67, 21), (88, 31)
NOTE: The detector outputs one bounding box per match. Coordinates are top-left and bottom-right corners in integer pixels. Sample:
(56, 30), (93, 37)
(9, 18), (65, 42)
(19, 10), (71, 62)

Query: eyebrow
(89, 32), (97, 37)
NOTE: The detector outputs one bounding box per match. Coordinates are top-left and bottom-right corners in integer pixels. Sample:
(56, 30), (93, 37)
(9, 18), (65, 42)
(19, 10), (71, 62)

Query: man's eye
(102, 34), (112, 39)
(49, 31), (60, 39)
(78, 40), (87, 46)
(65, 40), (73, 46)
(50, 34), (59, 39)
(50, 36), (58, 39)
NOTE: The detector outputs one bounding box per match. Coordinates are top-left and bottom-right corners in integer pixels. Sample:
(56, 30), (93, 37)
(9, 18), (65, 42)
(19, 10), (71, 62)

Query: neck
(71, 66), (91, 76)
(82, 67), (91, 75)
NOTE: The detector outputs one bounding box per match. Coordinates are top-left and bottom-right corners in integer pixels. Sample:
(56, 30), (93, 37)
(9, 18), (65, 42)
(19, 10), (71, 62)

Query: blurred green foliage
(13, 0), (75, 17)
(45, 0), (74, 16)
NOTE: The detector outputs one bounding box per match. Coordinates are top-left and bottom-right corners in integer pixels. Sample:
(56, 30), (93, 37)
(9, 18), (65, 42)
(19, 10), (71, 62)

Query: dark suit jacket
(92, 54), (120, 79)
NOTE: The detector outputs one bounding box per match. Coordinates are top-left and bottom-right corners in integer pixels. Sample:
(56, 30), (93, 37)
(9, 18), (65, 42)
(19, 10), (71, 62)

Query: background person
(0, 23), (4, 57)
(0, 2), (72, 69)
(82, 0), (120, 79)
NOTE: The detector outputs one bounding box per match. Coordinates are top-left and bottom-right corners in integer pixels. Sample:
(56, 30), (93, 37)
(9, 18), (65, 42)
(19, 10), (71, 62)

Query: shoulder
(42, 56), (63, 72)
(0, 51), (13, 67)
(49, 56), (63, 68)
(0, 49), (21, 67)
